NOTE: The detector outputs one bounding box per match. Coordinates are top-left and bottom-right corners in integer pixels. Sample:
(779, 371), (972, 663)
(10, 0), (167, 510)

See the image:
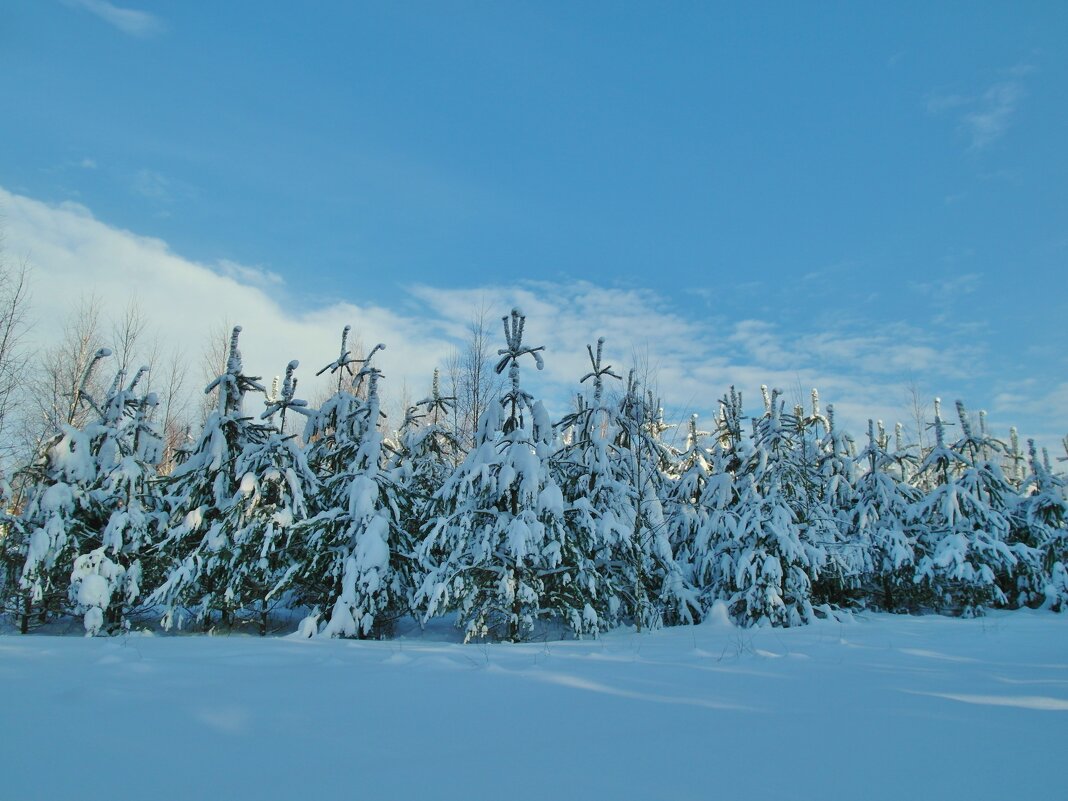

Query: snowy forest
(1, 294), (1066, 642)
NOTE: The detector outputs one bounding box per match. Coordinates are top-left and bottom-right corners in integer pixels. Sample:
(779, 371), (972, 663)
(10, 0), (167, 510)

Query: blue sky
(1, 1), (1066, 446)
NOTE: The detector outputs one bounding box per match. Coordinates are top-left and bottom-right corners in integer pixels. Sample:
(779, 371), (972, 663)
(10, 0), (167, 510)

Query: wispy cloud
(963, 81), (1024, 150)
(909, 272), (981, 298)
(0, 185), (1058, 448)
(64, 0), (164, 38)
(926, 65), (1034, 151)
(131, 168), (170, 200)
(991, 381), (1068, 446)
(1006, 63), (1038, 78)
(217, 260), (284, 290)
(42, 156), (99, 175)
(925, 93), (970, 114)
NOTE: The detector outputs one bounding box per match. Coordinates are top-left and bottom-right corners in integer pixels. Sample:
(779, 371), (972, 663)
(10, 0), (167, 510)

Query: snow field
(2, 611), (1065, 801)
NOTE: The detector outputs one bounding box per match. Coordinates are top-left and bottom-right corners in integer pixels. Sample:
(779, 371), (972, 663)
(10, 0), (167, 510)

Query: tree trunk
(20, 591), (30, 634)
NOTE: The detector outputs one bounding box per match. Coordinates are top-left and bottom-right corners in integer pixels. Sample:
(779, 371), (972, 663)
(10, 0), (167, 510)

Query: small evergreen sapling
(810, 403), (863, 608)
(911, 400), (1019, 615)
(662, 414), (713, 612)
(691, 388), (746, 613)
(717, 388), (824, 627)
(6, 348), (113, 632)
(3, 348), (165, 635)
(554, 338), (632, 631)
(150, 326), (270, 630)
(417, 309), (591, 641)
(221, 360), (318, 635)
(610, 371), (699, 629)
(74, 366), (167, 633)
(1013, 440), (1068, 610)
(296, 344), (409, 638)
(391, 369), (459, 578)
(851, 419), (919, 610)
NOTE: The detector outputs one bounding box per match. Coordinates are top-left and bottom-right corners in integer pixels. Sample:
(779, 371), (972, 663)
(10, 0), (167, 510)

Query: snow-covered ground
(2, 611), (1066, 801)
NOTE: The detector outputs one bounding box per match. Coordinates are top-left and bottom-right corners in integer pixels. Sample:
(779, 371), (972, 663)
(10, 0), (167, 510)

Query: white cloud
(0, 185), (1058, 448)
(925, 93), (970, 114)
(131, 169), (170, 201)
(65, 0), (164, 38)
(990, 381), (1068, 450)
(926, 67), (1033, 152)
(1006, 62), (1038, 78)
(0, 187), (445, 411)
(909, 272), (981, 298)
(963, 81), (1024, 151)
(217, 260), (284, 290)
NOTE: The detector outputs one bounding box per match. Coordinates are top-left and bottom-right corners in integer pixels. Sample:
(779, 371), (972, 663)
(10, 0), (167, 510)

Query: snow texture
(0, 612), (1065, 801)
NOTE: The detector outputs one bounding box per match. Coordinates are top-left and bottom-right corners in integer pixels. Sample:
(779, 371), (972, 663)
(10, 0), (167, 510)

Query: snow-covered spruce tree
(784, 390), (829, 535)
(149, 326), (271, 631)
(391, 369), (459, 573)
(1, 350), (164, 635)
(691, 387), (746, 612)
(849, 419), (919, 610)
(772, 390), (854, 610)
(553, 338), (633, 631)
(295, 344), (410, 638)
(716, 387), (824, 627)
(953, 402), (1040, 607)
(809, 402), (863, 608)
(1003, 426), (1028, 492)
(215, 360), (318, 635)
(417, 309), (593, 642)
(70, 365), (167, 635)
(303, 325), (365, 480)
(2, 348), (113, 632)
(288, 326), (364, 624)
(715, 386), (749, 475)
(609, 371), (699, 629)
(886, 421), (920, 488)
(1011, 441), (1068, 610)
(910, 399), (1020, 615)
(662, 414), (713, 608)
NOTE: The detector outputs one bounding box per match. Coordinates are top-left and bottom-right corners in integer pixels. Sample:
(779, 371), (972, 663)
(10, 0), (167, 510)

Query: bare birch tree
(0, 254), (31, 468)
(445, 304), (501, 452)
(27, 294), (107, 452)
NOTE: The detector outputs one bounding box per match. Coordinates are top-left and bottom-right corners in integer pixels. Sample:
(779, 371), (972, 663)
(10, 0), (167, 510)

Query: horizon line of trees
(1, 308), (1066, 641)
